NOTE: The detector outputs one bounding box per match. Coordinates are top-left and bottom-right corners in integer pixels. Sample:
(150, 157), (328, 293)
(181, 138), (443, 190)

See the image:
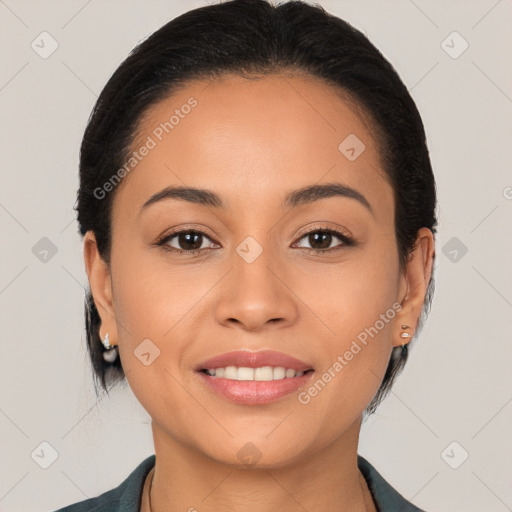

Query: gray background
(1, 0), (511, 511)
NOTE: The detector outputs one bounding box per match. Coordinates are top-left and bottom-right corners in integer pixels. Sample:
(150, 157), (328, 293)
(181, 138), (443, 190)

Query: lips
(195, 349), (314, 373)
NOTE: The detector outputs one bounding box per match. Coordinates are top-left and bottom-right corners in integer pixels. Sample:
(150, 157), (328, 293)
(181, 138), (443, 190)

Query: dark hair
(75, 0), (437, 413)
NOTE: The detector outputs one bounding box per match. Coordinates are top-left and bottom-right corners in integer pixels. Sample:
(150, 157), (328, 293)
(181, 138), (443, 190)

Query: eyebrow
(140, 182), (373, 215)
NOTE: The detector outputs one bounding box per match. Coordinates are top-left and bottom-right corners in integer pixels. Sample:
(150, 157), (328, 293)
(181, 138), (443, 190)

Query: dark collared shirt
(53, 454), (426, 511)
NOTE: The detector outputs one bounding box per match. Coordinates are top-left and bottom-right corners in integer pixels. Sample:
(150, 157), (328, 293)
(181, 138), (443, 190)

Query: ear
(83, 231), (119, 345)
(394, 227), (435, 347)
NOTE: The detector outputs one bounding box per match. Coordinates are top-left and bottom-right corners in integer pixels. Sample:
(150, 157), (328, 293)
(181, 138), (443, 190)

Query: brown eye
(294, 229), (353, 253)
(175, 232), (204, 251)
(307, 231), (333, 250)
(158, 230), (218, 254)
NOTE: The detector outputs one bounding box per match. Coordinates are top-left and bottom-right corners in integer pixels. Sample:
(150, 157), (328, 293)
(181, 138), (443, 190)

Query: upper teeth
(205, 366), (306, 381)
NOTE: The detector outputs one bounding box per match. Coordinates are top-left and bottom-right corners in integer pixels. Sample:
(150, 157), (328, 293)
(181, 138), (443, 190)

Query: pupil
(309, 231), (331, 249)
(179, 232), (202, 250)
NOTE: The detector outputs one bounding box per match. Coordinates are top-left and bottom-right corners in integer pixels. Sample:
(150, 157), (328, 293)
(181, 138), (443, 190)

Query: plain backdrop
(1, 1), (511, 511)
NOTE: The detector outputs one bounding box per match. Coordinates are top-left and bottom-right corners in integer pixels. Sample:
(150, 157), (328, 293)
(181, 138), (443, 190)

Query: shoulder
(52, 454), (156, 512)
(357, 455), (427, 512)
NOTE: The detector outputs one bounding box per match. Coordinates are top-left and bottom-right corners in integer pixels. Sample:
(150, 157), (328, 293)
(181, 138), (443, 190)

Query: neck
(146, 416), (376, 512)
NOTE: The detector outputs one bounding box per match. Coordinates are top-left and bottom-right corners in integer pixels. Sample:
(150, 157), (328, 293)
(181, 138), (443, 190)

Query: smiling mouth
(199, 366), (314, 381)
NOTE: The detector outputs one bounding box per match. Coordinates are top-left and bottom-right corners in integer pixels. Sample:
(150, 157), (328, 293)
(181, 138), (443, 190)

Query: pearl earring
(400, 324), (413, 341)
(398, 324), (412, 358)
(101, 330), (118, 363)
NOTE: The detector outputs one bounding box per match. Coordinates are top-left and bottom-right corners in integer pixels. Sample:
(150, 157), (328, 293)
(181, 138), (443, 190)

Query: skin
(84, 72), (434, 512)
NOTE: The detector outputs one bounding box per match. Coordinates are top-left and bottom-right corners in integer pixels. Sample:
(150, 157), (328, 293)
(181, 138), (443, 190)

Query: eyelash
(155, 225), (354, 256)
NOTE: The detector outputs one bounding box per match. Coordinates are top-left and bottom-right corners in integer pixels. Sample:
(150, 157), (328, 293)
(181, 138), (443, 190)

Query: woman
(56, 0), (436, 510)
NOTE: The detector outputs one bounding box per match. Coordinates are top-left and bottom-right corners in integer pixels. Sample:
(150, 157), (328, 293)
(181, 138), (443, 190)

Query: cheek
(299, 242), (399, 341)
(111, 245), (202, 337)
(109, 249), (206, 436)
(110, 246), (223, 384)
(295, 243), (399, 408)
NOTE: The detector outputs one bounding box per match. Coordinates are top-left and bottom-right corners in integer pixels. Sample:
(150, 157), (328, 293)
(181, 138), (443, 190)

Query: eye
(156, 229), (219, 255)
(293, 228), (354, 253)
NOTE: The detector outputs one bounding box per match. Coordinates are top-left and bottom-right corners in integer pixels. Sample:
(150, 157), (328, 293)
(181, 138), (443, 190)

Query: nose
(214, 246), (298, 332)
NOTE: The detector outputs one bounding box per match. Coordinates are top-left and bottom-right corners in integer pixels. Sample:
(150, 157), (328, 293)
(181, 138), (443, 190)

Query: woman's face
(86, 73), (431, 468)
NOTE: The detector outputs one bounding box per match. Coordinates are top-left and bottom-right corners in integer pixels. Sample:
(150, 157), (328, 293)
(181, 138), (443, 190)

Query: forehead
(113, 72), (392, 220)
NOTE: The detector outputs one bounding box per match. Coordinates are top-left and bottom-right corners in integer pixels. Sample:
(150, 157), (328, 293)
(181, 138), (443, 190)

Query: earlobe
(393, 227), (435, 347)
(83, 231), (119, 343)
